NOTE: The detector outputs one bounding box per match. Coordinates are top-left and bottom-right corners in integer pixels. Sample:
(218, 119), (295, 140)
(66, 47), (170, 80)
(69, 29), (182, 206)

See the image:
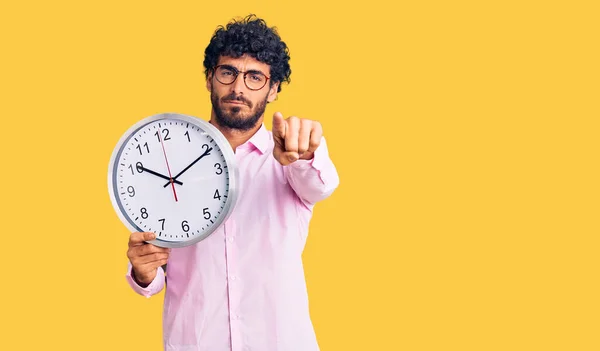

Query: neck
(209, 111), (263, 151)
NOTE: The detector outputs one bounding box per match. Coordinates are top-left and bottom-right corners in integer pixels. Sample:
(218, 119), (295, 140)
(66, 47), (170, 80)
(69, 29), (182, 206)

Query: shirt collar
(240, 123), (269, 154)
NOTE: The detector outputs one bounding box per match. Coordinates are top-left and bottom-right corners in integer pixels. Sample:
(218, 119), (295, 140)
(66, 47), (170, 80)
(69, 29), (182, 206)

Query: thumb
(272, 112), (286, 140)
(144, 232), (157, 242)
(129, 231), (156, 247)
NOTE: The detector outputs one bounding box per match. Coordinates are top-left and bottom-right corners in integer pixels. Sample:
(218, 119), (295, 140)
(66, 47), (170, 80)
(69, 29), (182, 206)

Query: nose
(230, 73), (247, 94)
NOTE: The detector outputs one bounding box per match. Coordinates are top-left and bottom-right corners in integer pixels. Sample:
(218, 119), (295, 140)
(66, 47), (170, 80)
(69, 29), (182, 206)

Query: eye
(248, 73), (264, 82)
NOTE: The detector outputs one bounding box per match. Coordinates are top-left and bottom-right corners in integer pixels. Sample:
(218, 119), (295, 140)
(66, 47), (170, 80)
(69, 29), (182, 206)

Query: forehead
(217, 54), (270, 73)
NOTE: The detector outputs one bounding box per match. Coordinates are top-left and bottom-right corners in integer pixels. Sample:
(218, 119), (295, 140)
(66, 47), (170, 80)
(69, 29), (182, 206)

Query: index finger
(128, 232), (156, 247)
(272, 112), (286, 140)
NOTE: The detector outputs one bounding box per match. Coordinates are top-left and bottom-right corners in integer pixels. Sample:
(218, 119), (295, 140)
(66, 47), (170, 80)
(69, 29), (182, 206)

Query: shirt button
(231, 275), (237, 281)
(228, 237), (234, 242)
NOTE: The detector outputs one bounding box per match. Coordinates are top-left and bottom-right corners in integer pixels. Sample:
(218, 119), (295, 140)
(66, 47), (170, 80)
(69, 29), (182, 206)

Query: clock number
(158, 218), (165, 230)
(129, 162), (143, 175)
(154, 129), (171, 142)
(184, 131), (191, 142)
(136, 142), (150, 155)
(213, 189), (221, 200)
(127, 186), (135, 197)
(203, 208), (211, 220)
(141, 207), (148, 219)
(181, 220), (190, 232)
(214, 163), (223, 175)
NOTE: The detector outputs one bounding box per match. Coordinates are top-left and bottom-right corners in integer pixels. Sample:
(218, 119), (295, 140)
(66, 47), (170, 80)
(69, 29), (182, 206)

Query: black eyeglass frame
(212, 64), (271, 91)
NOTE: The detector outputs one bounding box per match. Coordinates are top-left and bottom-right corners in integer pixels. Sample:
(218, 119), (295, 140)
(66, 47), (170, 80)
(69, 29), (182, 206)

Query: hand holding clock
(127, 232), (170, 286)
(272, 112), (323, 166)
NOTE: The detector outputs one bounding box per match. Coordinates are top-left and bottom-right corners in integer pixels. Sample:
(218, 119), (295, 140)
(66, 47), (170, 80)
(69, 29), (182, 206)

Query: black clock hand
(163, 146), (213, 187)
(140, 166), (183, 185)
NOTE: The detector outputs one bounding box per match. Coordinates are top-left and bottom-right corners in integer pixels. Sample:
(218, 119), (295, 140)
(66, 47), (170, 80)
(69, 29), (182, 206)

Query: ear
(206, 71), (213, 92)
(267, 81), (280, 103)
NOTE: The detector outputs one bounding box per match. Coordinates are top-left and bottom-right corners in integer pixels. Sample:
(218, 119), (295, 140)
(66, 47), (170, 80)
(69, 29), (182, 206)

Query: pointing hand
(272, 112), (323, 166)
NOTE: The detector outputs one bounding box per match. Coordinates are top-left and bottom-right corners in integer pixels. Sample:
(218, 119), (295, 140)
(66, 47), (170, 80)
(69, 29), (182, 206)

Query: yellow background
(1, 0), (598, 350)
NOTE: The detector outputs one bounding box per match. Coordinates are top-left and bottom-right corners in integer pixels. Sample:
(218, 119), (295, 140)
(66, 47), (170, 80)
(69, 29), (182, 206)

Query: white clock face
(108, 114), (238, 248)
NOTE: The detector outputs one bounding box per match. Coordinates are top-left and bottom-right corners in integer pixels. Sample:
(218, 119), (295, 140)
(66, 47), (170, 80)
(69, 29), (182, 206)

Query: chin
(215, 110), (260, 131)
(229, 106), (243, 114)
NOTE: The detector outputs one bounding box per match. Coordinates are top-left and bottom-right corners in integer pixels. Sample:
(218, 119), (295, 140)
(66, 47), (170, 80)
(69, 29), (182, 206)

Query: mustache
(221, 94), (251, 106)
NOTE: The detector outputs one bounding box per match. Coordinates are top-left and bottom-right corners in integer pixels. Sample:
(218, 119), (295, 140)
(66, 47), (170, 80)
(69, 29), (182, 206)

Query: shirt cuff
(125, 262), (164, 298)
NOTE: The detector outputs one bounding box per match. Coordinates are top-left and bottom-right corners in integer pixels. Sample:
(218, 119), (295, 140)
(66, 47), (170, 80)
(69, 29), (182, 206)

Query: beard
(211, 89), (268, 131)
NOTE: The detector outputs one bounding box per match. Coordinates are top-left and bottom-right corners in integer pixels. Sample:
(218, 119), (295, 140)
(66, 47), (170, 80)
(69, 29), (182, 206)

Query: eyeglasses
(213, 65), (271, 91)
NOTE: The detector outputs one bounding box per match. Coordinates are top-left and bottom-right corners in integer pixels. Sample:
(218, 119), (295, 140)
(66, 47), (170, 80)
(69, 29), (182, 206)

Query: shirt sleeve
(284, 136), (340, 206)
(125, 261), (165, 298)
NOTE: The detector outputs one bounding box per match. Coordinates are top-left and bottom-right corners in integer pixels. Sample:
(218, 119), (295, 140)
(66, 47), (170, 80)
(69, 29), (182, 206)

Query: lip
(223, 100), (247, 105)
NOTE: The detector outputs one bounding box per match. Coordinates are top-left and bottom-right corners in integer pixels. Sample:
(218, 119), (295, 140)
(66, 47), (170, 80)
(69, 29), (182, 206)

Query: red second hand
(157, 126), (178, 202)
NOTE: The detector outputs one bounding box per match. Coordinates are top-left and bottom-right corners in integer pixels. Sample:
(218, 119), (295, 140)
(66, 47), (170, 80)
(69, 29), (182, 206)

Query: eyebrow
(220, 64), (265, 75)
(220, 64), (238, 71)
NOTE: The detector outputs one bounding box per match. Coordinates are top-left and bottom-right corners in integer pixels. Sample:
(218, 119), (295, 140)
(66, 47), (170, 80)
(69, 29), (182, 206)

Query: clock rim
(107, 112), (239, 248)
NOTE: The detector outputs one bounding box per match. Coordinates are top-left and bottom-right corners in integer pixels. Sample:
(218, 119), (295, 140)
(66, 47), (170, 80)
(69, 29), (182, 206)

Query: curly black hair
(203, 14), (291, 93)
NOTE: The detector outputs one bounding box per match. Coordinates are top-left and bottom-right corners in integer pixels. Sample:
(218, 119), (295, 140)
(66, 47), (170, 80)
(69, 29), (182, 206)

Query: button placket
(225, 219), (241, 350)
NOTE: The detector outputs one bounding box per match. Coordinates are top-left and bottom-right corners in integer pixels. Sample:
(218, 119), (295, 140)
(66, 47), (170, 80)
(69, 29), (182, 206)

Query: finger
(128, 245), (169, 261)
(285, 116), (300, 153)
(272, 112), (286, 141)
(307, 121), (323, 153)
(127, 241), (170, 261)
(134, 243), (171, 257)
(128, 232), (156, 247)
(298, 119), (313, 155)
(134, 258), (169, 280)
(132, 252), (170, 266)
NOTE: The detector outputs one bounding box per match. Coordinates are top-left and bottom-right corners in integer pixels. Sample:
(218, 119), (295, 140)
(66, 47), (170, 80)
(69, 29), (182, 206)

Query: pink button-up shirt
(125, 124), (340, 351)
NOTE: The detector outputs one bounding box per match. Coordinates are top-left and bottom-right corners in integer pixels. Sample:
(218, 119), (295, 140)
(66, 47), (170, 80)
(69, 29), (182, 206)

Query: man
(125, 14), (339, 351)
